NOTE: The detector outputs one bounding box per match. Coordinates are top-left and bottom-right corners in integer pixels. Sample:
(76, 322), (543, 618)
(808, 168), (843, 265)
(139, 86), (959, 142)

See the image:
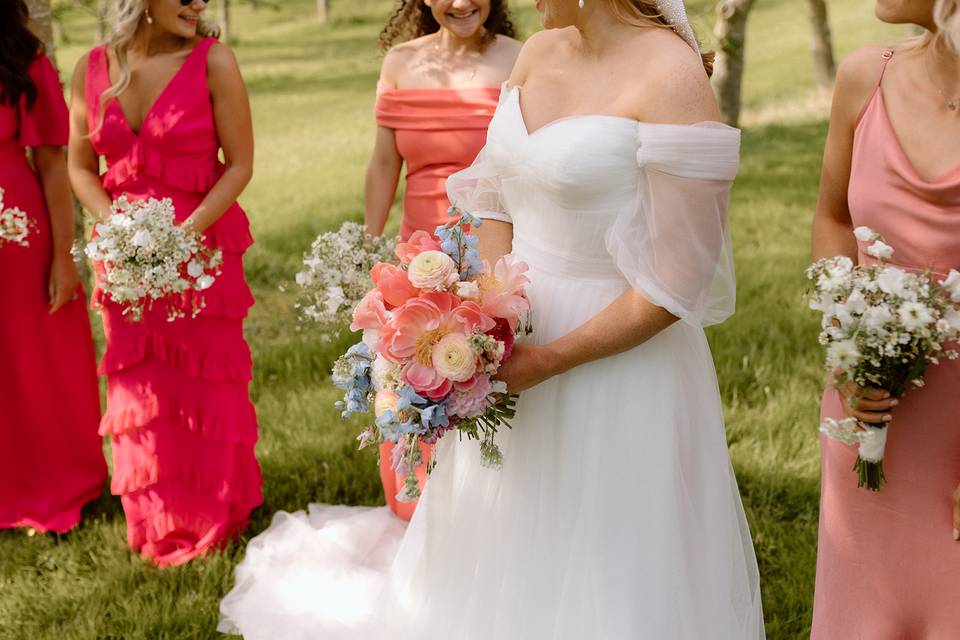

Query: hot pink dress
(812, 48), (960, 637)
(84, 38), (262, 567)
(0, 54), (106, 533)
(374, 85), (499, 520)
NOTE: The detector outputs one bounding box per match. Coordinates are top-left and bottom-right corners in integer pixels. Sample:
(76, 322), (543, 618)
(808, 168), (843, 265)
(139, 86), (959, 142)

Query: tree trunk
(712, 0), (756, 128)
(317, 0), (329, 23)
(220, 0), (231, 43)
(97, 0), (107, 42)
(805, 0), (836, 91)
(25, 0), (91, 285)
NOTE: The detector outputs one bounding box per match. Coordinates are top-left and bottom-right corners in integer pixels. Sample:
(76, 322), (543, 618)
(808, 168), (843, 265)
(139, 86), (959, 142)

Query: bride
(219, 1), (764, 638)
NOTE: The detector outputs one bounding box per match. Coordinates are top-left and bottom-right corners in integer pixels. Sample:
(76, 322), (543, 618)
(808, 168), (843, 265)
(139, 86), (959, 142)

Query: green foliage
(1, 1), (905, 638)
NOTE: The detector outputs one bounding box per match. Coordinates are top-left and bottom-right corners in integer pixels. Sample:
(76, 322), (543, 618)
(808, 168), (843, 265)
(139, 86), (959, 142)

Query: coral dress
(84, 38), (262, 567)
(374, 85), (500, 520)
(813, 49), (960, 637)
(0, 55), (106, 533)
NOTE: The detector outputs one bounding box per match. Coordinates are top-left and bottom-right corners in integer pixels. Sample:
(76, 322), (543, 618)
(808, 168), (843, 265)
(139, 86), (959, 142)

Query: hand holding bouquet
(807, 226), (960, 491)
(294, 221), (397, 340)
(333, 207), (531, 502)
(85, 196), (222, 322)
(0, 187), (34, 248)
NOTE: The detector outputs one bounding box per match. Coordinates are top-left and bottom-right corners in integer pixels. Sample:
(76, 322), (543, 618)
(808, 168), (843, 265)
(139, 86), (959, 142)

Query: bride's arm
(497, 50), (723, 394)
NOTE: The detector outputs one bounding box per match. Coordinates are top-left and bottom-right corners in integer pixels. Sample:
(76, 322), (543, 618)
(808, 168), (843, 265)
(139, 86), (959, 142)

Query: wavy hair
(98, 0), (219, 123)
(605, 0), (715, 76)
(379, 0), (517, 52)
(0, 0), (43, 108)
(931, 0), (960, 54)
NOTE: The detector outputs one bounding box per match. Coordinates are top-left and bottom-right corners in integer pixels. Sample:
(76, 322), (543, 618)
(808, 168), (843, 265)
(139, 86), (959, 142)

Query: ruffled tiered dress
(0, 54), (106, 533)
(84, 38), (262, 567)
(373, 85), (499, 519)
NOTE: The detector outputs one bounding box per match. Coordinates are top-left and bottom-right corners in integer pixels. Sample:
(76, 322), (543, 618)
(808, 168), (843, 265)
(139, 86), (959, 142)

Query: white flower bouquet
(85, 196), (222, 322)
(294, 221), (397, 339)
(807, 226), (960, 491)
(0, 187), (34, 248)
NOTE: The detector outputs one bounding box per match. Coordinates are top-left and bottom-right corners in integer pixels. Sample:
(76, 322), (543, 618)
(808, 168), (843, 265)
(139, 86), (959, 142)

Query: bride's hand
(495, 343), (562, 394)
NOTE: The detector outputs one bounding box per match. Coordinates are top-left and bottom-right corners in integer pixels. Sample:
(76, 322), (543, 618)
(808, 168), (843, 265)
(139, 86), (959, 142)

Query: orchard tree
(712, 0), (756, 127)
(805, 0), (836, 91)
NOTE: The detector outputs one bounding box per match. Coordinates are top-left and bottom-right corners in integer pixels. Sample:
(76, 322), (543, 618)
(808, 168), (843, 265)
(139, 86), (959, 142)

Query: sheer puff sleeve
(18, 54), (69, 149)
(607, 122), (741, 327)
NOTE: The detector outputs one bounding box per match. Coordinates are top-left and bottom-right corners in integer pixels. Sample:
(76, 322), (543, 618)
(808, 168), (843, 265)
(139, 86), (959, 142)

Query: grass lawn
(1, 1), (905, 638)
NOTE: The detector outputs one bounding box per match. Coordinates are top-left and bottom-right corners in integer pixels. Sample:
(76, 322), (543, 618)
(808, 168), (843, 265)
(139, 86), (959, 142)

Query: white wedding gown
(219, 85), (764, 639)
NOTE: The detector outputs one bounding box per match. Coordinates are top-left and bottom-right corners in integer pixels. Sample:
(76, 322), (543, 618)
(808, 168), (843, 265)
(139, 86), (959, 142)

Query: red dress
(85, 38), (262, 567)
(374, 85), (500, 520)
(0, 55), (106, 533)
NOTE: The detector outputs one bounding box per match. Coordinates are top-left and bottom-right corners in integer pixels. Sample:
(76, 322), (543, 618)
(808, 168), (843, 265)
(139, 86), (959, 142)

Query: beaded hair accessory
(656, 0), (700, 53)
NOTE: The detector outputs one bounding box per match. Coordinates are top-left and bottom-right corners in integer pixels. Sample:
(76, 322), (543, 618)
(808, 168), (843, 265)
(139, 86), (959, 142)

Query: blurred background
(2, 1), (906, 638)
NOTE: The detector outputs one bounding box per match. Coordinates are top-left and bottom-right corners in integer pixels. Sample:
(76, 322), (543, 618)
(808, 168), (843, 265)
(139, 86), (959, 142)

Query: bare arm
(33, 144), (81, 312)
(182, 43), (254, 232)
(364, 125), (403, 236)
(811, 48), (881, 262)
(67, 54), (113, 220)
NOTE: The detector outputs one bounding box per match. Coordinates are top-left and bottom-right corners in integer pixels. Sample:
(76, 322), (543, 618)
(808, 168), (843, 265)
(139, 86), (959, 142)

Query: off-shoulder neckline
(503, 83), (737, 136)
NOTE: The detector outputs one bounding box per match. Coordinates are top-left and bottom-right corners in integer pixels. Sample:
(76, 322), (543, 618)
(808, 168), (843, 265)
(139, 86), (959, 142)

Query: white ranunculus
(408, 250), (458, 290)
(866, 240), (894, 261)
(432, 333), (477, 382)
(853, 226), (876, 242)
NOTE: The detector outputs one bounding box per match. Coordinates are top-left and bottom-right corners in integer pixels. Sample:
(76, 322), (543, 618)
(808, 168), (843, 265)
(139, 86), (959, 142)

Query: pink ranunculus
(350, 289), (390, 332)
(480, 255), (530, 331)
(408, 250), (458, 291)
(403, 362), (453, 399)
(395, 230), (441, 265)
(432, 332), (477, 382)
(372, 262), (419, 308)
(447, 374), (494, 419)
(377, 291), (461, 363)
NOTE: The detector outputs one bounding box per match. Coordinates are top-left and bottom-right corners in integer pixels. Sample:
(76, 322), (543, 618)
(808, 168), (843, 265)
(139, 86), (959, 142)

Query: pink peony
(403, 362), (453, 399)
(350, 289), (389, 332)
(446, 374), (494, 419)
(395, 230), (441, 265)
(378, 291), (495, 364)
(480, 255), (531, 331)
(372, 262), (419, 308)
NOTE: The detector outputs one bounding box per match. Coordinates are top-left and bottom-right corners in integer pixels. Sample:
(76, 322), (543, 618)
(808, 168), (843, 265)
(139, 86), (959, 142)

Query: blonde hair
(604, 0), (715, 76)
(931, 0), (960, 55)
(97, 0), (219, 126)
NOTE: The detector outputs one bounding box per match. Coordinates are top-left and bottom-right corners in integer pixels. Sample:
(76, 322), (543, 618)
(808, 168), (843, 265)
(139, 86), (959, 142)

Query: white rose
(853, 226), (875, 242)
(866, 240), (894, 261)
(432, 333), (477, 382)
(408, 250), (458, 290)
(940, 269), (960, 302)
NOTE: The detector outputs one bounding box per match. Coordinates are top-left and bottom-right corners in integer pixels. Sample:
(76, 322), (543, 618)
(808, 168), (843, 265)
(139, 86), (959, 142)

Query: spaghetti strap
(877, 47), (895, 86)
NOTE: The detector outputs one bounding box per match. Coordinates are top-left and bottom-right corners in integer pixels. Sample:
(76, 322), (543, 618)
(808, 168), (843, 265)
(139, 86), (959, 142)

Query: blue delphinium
(436, 206), (485, 280)
(332, 341), (374, 419)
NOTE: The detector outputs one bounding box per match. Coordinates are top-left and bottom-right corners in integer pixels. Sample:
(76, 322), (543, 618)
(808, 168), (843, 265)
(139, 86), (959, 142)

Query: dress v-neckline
(105, 41), (205, 137)
(873, 89), (960, 186)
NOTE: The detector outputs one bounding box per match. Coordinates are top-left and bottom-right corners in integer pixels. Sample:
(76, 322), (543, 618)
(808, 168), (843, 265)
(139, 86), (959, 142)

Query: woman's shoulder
(832, 45), (892, 121)
(380, 36), (430, 88)
(508, 28), (573, 86)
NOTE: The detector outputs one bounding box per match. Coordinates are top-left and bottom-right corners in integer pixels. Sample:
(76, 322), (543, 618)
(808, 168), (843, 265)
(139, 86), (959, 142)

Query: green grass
(1, 1), (906, 638)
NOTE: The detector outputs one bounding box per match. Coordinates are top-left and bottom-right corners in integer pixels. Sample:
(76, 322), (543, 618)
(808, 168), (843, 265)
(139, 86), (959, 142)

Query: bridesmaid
(68, 0), (262, 567)
(0, 0), (106, 534)
(811, 0), (960, 635)
(365, 0), (521, 520)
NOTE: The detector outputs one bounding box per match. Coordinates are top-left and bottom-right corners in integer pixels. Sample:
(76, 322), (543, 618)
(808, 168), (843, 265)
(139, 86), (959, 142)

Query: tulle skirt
(219, 260), (764, 638)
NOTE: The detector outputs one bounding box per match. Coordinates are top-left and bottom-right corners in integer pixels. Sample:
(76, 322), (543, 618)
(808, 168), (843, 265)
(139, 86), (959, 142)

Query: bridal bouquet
(86, 196), (222, 322)
(0, 187), (34, 248)
(807, 226), (960, 491)
(333, 207), (530, 502)
(294, 221), (397, 339)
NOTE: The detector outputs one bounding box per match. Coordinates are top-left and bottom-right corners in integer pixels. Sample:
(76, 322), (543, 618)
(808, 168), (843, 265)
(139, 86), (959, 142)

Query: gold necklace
(923, 49), (959, 111)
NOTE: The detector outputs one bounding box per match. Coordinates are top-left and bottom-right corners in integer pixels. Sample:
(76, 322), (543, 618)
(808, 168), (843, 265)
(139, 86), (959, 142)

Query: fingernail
(890, 400), (899, 407)
(882, 415), (892, 422)
(953, 528), (958, 541)
(882, 392), (890, 398)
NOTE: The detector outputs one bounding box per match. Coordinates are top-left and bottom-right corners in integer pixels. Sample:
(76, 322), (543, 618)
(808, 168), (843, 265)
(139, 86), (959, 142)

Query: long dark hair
(0, 0), (43, 108)
(379, 0), (516, 52)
